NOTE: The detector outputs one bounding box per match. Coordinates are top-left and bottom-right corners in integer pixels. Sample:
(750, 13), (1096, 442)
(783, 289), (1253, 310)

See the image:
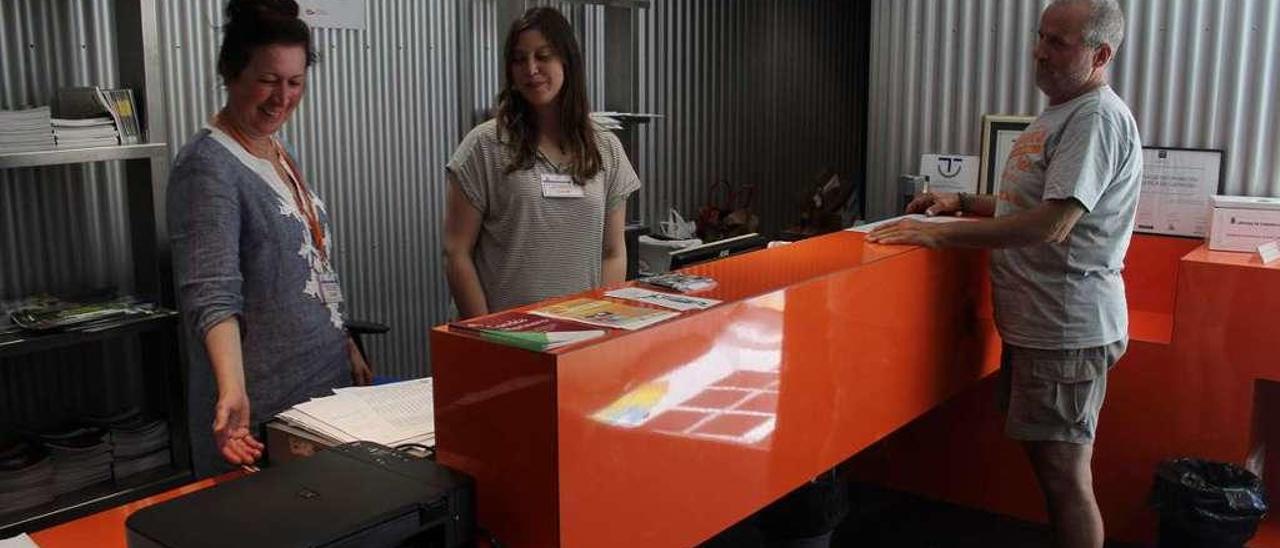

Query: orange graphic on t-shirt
(997, 127), (1048, 211)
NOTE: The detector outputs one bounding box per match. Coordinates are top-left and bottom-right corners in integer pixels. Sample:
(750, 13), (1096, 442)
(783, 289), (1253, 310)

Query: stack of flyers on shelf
(451, 311), (605, 351)
(40, 427), (113, 496)
(638, 272), (718, 293)
(0, 438), (54, 516)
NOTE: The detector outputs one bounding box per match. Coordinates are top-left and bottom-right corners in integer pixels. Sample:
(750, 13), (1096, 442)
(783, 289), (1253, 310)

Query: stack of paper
(52, 116), (119, 148)
(0, 441), (53, 516)
(108, 417), (171, 480)
(276, 378), (435, 448)
(0, 107), (54, 153)
(41, 427), (113, 495)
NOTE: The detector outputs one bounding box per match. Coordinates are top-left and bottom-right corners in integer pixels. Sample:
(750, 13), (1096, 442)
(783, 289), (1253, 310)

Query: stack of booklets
(107, 417), (170, 480)
(275, 378), (435, 448)
(40, 427), (113, 496)
(52, 116), (119, 148)
(638, 272), (718, 293)
(54, 87), (141, 145)
(0, 107), (54, 153)
(450, 311), (606, 351)
(0, 439), (54, 516)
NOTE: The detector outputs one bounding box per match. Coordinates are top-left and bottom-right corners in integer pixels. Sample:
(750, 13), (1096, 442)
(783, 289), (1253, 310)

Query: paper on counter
(605, 287), (721, 311)
(847, 213), (973, 233)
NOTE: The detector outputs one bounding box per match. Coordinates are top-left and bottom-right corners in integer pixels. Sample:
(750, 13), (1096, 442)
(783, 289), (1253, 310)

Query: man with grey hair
(870, 0), (1139, 546)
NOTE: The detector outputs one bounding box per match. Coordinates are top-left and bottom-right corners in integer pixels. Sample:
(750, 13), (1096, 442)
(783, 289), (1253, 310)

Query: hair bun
(225, 0), (300, 25)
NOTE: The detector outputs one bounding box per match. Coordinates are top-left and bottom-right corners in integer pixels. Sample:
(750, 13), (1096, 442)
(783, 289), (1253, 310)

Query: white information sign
(1136, 148), (1223, 237)
(918, 154), (980, 194)
(298, 0), (366, 29)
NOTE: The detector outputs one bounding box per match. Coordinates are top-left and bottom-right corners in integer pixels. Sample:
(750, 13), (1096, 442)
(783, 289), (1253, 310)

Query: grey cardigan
(168, 127), (350, 431)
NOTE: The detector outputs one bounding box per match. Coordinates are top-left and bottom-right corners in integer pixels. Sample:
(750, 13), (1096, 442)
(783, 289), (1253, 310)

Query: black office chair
(345, 319), (389, 367)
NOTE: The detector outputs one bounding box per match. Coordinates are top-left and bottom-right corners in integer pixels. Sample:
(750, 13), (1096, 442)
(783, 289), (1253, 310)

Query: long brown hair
(496, 7), (601, 182)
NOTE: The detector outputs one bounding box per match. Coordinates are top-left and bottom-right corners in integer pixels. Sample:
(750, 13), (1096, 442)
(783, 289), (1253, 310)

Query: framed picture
(1136, 147), (1225, 238)
(978, 114), (1035, 195)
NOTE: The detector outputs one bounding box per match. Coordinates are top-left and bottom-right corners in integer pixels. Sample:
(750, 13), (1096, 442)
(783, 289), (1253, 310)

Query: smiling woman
(442, 7), (642, 320)
(166, 0), (372, 476)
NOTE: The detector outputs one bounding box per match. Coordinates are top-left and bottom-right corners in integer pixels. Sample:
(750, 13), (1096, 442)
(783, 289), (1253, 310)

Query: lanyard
(215, 115), (328, 265)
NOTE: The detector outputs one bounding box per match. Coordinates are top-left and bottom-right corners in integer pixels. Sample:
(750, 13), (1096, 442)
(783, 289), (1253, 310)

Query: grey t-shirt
(447, 119), (642, 312)
(991, 85), (1143, 349)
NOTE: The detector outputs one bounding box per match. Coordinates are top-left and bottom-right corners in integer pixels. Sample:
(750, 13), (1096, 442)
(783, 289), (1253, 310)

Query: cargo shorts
(997, 339), (1128, 444)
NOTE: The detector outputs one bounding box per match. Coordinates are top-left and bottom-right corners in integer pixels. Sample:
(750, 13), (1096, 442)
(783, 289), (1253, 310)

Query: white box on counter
(1208, 195), (1280, 252)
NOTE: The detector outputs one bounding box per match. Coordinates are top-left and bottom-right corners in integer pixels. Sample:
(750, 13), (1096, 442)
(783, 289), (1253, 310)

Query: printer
(126, 442), (473, 548)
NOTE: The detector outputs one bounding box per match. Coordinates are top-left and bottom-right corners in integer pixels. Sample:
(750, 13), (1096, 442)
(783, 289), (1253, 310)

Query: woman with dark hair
(443, 7), (642, 319)
(168, 0), (371, 471)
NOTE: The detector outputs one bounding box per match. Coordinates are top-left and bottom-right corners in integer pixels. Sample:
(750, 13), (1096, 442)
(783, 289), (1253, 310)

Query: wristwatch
(957, 192), (969, 214)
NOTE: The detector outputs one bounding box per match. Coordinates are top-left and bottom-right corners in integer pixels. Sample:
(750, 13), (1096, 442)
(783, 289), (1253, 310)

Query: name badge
(540, 173), (584, 198)
(318, 271), (344, 304)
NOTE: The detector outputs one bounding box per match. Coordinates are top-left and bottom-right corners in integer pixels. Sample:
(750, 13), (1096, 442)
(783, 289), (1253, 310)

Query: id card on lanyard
(275, 142), (344, 305)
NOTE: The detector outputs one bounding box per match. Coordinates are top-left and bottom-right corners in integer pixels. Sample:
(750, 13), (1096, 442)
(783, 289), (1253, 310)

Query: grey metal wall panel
(0, 0), (133, 300)
(158, 1), (461, 378)
(867, 0), (1280, 220)
(633, 0), (864, 236)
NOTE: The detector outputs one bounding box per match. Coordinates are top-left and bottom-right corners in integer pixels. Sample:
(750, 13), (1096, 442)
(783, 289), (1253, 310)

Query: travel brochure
(531, 298), (679, 331)
(450, 311), (605, 351)
(451, 278), (722, 351)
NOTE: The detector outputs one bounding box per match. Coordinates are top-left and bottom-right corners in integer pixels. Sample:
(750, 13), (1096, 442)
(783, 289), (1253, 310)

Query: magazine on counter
(531, 298), (679, 331)
(450, 311), (606, 351)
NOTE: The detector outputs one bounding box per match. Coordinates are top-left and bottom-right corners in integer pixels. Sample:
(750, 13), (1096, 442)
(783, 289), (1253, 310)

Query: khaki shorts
(997, 339), (1127, 444)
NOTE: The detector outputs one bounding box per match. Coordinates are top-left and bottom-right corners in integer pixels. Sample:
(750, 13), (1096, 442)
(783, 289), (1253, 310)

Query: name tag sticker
(319, 271), (345, 304)
(540, 173), (584, 198)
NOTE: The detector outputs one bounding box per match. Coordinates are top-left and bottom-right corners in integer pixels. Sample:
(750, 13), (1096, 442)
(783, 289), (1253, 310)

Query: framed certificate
(1135, 147), (1224, 238)
(978, 114), (1035, 195)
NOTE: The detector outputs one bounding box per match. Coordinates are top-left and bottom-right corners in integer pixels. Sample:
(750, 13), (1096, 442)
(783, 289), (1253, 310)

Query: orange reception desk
(430, 230), (1003, 547)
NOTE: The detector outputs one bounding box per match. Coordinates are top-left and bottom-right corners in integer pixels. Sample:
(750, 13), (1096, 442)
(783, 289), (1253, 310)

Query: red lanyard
(215, 115), (328, 265)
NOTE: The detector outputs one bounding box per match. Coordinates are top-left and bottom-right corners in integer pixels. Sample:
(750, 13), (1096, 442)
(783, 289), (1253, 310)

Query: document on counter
(0, 534), (38, 548)
(605, 287), (721, 311)
(847, 214), (973, 233)
(1136, 148), (1222, 237)
(276, 378), (435, 447)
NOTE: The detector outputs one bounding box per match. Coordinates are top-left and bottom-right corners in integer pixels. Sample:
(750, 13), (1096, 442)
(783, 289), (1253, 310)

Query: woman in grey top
(444, 7), (642, 318)
(168, 0), (371, 469)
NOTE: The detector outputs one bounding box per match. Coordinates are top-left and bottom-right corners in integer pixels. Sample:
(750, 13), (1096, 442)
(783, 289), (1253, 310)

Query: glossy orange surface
(849, 237), (1280, 545)
(30, 472), (245, 548)
(432, 230), (1002, 547)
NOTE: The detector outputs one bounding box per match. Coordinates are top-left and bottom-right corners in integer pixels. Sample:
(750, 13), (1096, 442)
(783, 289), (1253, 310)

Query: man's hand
(212, 390), (263, 465)
(348, 338), (374, 386)
(906, 192), (962, 216)
(866, 218), (945, 248)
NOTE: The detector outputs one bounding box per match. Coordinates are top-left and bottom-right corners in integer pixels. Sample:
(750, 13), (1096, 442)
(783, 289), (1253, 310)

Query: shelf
(0, 310), (179, 359)
(562, 0), (650, 8)
(0, 143), (168, 169)
(0, 465), (190, 538)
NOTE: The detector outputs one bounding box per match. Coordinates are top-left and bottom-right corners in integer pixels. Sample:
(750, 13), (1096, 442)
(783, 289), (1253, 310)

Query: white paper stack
(276, 378), (435, 448)
(52, 116), (120, 148)
(0, 107), (54, 153)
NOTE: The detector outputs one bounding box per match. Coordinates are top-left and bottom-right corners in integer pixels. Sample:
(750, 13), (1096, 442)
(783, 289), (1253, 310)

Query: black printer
(126, 441), (473, 548)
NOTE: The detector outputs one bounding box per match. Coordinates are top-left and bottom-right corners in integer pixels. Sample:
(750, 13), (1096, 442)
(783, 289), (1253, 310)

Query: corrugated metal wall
(866, 0), (1280, 220)
(158, 1), (461, 378)
(0, 0), (134, 300)
(633, 0), (865, 236)
(7, 0), (867, 379)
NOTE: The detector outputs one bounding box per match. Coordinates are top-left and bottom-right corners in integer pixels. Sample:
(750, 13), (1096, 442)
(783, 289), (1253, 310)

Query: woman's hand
(212, 390), (263, 465)
(348, 337), (374, 386)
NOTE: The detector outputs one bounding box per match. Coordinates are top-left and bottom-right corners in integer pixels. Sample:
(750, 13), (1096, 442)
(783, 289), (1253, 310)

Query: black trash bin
(1150, 458), (1269, 547)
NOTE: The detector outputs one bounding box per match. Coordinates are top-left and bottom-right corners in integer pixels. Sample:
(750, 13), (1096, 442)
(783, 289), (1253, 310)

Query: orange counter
(430, 231), (1002, 547)
(849, 235), (1280, 545)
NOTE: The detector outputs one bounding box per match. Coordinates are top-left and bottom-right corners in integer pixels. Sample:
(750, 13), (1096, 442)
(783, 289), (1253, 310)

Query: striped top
(447, 119), (641, 313)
